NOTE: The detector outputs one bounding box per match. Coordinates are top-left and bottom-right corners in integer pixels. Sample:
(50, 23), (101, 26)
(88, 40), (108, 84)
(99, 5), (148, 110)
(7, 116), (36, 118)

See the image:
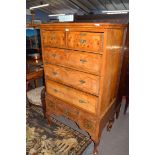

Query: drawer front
(42, 30), (51, 47)
(79, 112), (97, 133)
(43, 48), (101, 75)
(46, 80), (98, 114)
(67, 32), (103, 53)
(81, 118), (96, 133)
(42, 30), (65, 48)
(44, 64), (99, 95)
(56, 103), (79, 120)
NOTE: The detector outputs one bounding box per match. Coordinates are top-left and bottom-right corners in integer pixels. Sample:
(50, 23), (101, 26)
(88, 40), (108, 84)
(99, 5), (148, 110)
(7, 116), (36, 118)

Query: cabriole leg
(107, 117), (115, 132)
(116, 103), (121, 119)
(93, 142), (99, 155)
(46, 114), (52, 125)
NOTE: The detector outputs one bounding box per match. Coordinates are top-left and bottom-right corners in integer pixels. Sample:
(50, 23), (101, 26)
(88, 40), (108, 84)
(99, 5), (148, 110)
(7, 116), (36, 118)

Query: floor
(52, 99), (129, 155)
(97, 100), (129, 155)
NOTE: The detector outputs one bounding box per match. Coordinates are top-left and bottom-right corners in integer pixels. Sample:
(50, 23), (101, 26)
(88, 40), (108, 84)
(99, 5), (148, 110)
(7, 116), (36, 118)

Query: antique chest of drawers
(40, 22), (127, 153)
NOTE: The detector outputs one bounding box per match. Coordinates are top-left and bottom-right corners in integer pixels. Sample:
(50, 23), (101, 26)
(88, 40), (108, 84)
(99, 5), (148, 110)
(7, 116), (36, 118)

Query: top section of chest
(40, 22), (127, 54)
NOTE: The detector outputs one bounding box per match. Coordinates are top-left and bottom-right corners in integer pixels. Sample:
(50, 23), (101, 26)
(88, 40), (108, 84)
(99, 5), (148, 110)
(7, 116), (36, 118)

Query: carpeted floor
(26, 105), (92, 155)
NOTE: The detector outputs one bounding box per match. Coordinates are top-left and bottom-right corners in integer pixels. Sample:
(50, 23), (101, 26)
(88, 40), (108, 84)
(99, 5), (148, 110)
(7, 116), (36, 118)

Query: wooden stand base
(44, 95), (119, 155)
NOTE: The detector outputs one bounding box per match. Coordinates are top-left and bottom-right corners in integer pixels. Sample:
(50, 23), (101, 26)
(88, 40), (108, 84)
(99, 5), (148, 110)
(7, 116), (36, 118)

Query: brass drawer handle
(80, 39), (86, 44)
(44, 62), (49, 65)
(51, 53), (56, 58)
(52, 72), (58, 76)
(80, 59), (87, 63)
(79, 80), (86, 84)
(45, 45), (50, 48)
(53, 89), (58, 93)
(51, 36), (55, 40)
(80, 33), (87, 36)
(79, 99), (86, 104)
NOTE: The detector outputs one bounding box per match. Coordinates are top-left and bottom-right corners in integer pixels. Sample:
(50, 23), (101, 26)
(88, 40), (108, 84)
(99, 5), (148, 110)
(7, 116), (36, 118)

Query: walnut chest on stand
(40, 22), (127, 154)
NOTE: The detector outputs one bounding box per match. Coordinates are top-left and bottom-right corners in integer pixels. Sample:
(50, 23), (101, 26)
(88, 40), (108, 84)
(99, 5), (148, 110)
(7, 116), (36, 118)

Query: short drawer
(46, 80), (98, 114)
(42, 30), (65, 48)
(81, 119), (96, 133)
(44, 64), (100, 96)
(79, 115), (97, 133)
(43, 48), (102, 75)
(56, 103), (79, 120)
(67, 32), (104, 53)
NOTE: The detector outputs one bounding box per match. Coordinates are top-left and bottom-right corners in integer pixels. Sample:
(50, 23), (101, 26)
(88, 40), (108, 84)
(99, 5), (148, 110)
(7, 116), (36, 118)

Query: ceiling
(26, 0), (129, 15)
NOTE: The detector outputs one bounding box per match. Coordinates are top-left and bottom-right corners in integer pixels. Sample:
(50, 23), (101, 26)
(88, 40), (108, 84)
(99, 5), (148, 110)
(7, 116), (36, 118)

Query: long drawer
(46, 80), (98, 114)
(44, 64), (99, 96)
(43, 48), (102, 75)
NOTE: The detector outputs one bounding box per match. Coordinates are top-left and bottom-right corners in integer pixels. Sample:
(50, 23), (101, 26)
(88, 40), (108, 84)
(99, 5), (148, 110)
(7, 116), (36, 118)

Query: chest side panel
(99, 28), (127, 116)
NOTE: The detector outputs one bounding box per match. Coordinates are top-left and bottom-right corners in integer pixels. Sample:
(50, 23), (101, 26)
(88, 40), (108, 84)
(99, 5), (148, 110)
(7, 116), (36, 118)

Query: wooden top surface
(40, 22), (127, 29)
